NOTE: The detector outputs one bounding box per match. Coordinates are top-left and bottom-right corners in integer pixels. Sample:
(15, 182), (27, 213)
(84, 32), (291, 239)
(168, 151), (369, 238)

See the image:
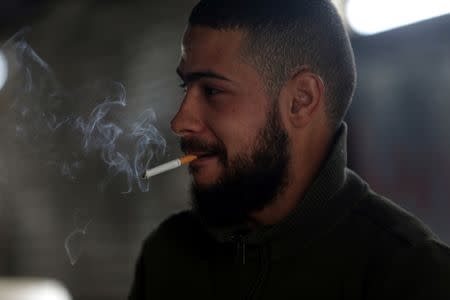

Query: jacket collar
(197, 122), (365, 253)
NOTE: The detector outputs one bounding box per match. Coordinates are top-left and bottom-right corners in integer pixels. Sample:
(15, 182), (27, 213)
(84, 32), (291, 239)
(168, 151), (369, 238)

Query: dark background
(0, 1), (449, 299)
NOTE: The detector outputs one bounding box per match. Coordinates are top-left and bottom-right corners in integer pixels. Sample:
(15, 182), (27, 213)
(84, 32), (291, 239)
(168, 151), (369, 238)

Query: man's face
(171, 26), (291, 226)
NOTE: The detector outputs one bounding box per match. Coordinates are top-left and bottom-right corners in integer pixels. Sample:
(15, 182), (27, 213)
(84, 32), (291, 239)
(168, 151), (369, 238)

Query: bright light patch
(0, 50), (7, 91)
(346, 0), (450, 35)
(0, 278), (72, 300)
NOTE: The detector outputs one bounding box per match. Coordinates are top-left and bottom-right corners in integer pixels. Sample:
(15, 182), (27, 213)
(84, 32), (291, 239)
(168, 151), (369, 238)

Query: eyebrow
(176, 68), (233, 83)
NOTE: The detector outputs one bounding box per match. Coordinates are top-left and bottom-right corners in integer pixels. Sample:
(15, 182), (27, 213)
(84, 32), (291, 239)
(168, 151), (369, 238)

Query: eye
(204, 86), (221, 96)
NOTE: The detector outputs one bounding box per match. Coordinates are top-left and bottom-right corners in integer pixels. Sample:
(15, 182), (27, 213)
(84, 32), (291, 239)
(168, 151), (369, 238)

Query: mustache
(180, 138), (227, 163)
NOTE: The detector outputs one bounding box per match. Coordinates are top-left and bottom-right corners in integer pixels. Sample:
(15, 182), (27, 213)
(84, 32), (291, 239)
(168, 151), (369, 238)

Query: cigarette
(142, 155), (198, 179)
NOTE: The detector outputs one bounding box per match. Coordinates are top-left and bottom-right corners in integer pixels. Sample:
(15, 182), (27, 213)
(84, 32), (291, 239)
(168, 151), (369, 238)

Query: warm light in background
(331, 0), (346, 20)
(0, 278), (72, 300)
(0, 50), (7, 91)
(346, 0), (450, 35)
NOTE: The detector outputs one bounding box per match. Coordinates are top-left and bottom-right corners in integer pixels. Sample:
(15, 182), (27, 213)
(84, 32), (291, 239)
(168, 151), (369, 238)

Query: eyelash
(203, 86), (221, 96)
(179, 83), (221, 97)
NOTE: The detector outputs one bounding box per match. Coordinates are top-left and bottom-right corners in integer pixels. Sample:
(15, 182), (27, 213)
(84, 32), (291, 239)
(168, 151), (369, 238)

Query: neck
(248, 165), (317, 227)
(246, 173), (302, 226)
(248, 128), (333, 226)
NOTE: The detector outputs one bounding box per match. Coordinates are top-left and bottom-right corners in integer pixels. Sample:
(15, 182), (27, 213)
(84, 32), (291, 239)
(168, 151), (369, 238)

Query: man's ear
(286, 69), (325, 128)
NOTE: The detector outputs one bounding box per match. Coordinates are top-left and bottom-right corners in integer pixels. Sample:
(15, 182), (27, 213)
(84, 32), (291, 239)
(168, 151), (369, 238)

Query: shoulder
(333, 170), (444, 262)
(129, 212), (212, 298)
(342, 172), (450, 297)
(141, 210), (211, 256)
(339, 169), (449, 261)
(347, 173), (438, 247)
(370, 238), (450, 299)
(151, 210), (199, 236)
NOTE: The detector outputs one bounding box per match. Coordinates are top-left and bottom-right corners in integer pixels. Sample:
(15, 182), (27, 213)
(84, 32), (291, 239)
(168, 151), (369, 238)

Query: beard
(182, 104), (290, 228)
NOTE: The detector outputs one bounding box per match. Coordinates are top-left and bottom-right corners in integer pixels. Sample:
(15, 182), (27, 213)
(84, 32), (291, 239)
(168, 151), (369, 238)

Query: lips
(188, 152), (216, 159)
(188, 152), (219, 167)
(180, 138), (225, 165)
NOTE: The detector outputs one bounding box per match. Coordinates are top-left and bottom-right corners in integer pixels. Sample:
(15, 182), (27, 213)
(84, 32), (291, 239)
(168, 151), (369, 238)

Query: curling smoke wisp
(0, 50), (7, 91)
(0, 29), (167, 193)
(64, 210), (93, 266)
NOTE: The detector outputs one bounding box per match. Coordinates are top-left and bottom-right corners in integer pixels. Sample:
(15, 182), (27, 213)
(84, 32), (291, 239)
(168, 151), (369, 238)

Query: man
(129, 0), (450, 299)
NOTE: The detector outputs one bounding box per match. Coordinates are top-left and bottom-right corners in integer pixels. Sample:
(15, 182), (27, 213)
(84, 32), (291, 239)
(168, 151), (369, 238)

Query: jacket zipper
(233, 234), (246, 265)
(246, 245), (269, 300)
(232, 235), (270, 299)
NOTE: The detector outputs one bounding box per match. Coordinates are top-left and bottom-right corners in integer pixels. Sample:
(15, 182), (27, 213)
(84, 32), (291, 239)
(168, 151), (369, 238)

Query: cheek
(204, 93), (271, 154)
(208, 116), (266, 157)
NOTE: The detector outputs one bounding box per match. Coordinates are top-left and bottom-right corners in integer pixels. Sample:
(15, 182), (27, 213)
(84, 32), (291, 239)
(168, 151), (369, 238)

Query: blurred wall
(348, 14), (450, 243)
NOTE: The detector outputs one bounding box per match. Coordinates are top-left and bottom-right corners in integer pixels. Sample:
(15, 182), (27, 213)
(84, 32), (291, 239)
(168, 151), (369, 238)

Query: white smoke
(64, 210), (93, 266)
(0, 29), (167, 193)
(0, 28), (170, 265)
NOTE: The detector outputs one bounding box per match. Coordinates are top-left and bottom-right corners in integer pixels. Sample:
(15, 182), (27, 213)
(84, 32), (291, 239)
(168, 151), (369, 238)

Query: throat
(248, 182), (304, 226)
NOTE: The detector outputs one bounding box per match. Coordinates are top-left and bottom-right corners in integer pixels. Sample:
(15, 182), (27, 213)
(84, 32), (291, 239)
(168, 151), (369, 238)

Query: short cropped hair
(189, 0), (356, 130)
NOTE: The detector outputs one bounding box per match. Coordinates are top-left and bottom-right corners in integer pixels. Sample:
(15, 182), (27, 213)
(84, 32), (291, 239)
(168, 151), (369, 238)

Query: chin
(189, 156), (224, 186)
(191, 167), (225, 188)
(192, 169), (223, 187)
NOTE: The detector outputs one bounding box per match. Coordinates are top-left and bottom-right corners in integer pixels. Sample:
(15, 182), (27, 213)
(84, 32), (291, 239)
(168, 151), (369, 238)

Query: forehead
(180, 26), (246, 72)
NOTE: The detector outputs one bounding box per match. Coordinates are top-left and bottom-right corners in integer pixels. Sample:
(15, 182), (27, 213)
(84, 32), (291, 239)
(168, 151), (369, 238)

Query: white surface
(0, 278), (71, 300)
(346, 0), (450, 35)
(0, 50), (7, 91)
(144, 158), (181, 178)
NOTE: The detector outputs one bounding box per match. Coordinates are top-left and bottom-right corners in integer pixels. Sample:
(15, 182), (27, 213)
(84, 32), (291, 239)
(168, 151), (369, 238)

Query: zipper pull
(242, 241), (246, 265)
(233, 234), (246, 265)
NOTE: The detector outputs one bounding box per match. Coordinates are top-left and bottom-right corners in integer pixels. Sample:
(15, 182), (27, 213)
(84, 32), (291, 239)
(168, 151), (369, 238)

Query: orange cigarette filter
(180, 155), (198, 165)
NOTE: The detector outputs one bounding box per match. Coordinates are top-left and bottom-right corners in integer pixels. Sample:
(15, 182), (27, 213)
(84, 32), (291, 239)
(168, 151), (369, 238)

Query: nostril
(170, 117), (191, 137)
(170, 92), (205, 136)
(171, 112), (205, 137)
(170, 108), (187, 136)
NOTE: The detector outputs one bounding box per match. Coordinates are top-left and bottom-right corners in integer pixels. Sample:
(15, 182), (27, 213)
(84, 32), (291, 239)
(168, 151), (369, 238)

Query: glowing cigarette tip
(142, 155), (197, 179)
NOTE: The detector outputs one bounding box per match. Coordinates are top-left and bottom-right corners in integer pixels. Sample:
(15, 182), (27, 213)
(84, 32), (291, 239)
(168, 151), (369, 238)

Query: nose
(170, 92), (205, 138)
